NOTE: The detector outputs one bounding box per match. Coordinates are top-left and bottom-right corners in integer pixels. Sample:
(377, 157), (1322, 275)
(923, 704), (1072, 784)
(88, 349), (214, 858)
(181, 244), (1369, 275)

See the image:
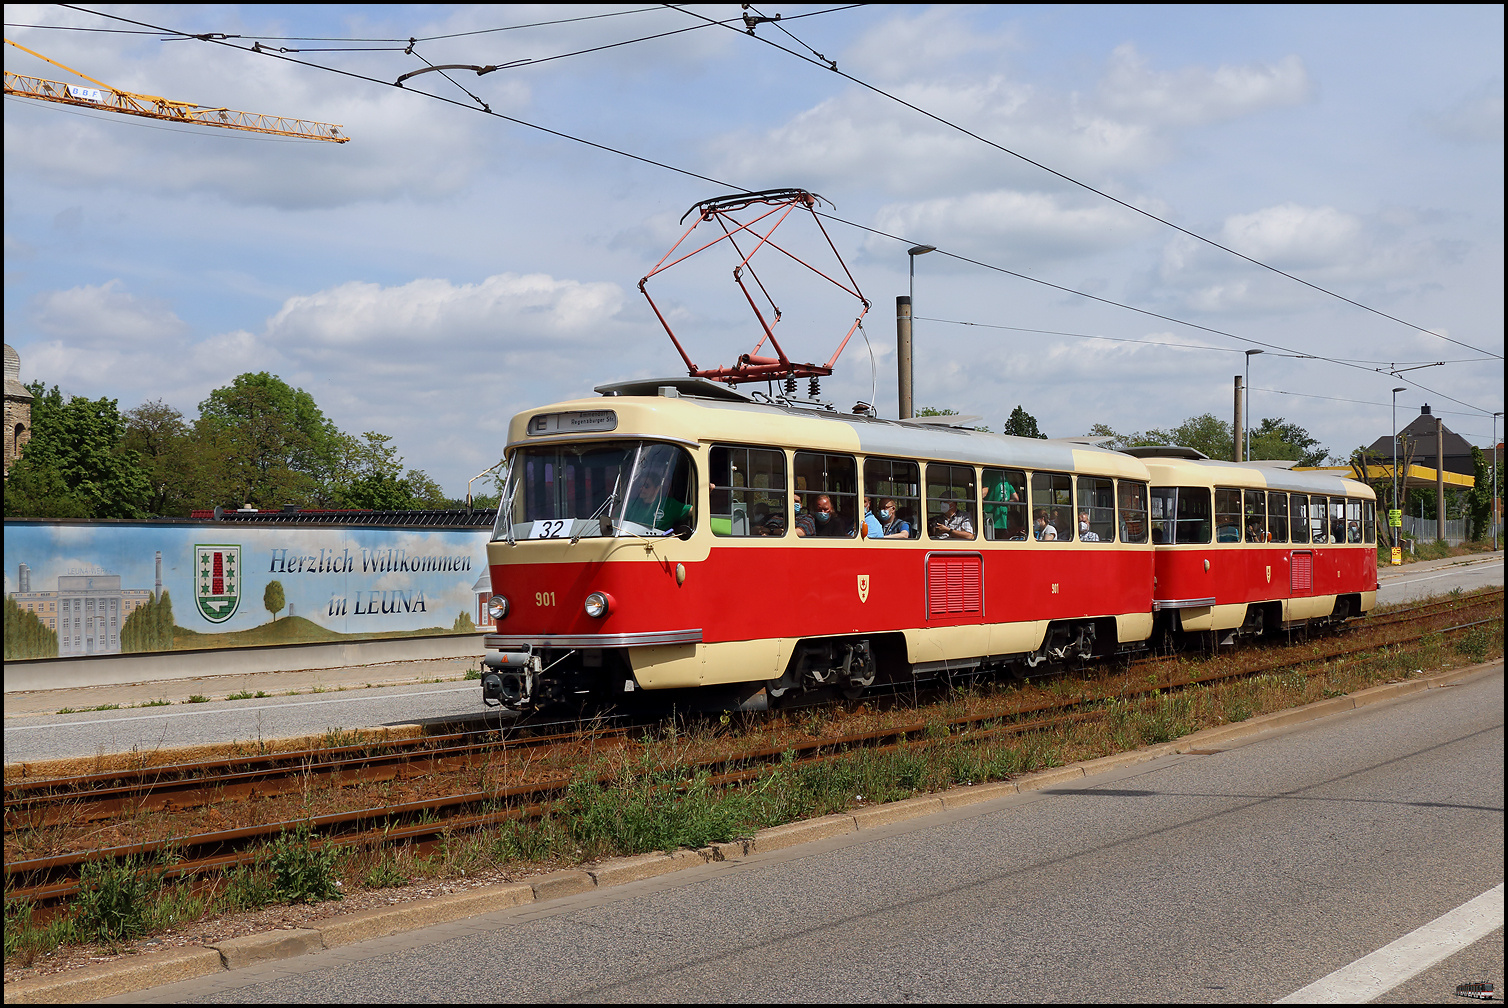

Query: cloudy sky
(4, 4), (1503, 495)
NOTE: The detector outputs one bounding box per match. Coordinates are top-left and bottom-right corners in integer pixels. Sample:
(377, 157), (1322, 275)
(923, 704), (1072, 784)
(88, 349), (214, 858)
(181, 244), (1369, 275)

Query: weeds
(267, 825), (343, 904)
(187, 695), (209, 704)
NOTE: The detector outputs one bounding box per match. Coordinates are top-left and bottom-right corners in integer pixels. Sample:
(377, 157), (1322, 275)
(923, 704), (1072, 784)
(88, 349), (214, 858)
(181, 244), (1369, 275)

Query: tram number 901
(535, 591), (557, 607)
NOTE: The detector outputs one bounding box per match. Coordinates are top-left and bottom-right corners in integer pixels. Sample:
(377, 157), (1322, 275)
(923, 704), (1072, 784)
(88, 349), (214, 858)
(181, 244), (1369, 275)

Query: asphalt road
(121, 664), (1503, 1004)
(6, 553), (1498, 766)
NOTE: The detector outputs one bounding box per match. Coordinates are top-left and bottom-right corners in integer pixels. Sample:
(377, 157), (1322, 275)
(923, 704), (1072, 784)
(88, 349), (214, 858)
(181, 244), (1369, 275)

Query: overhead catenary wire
(47, 4), (1504, 418)
(667, 4), (1503, 362)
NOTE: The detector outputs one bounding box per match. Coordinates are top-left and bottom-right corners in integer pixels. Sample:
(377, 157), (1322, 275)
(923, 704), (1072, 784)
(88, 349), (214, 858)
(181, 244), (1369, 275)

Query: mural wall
(3, 520), (491, 658)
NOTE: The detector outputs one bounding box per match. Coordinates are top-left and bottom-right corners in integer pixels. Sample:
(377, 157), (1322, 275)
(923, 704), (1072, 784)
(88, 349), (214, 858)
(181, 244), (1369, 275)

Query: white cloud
(30, 279), (187, 343)
(870, 189), (1159, 263)
(1097, 44), (1311, 126)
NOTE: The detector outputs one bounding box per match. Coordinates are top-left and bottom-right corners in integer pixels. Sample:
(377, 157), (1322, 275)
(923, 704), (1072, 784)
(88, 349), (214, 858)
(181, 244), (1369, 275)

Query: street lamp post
(1493, 411), (1503, 551)
(1243, 349), (1263, 461)
(901, 244), (935, 421)
(1392, 387), (1406, 546)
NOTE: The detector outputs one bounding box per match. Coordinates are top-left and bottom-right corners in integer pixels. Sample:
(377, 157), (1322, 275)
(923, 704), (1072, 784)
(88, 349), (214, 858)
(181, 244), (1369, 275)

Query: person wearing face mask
(1079, 510), (1100, 542)
(862, 496), (885, 538)
(794, 494), (850, 537)
(880, 497), (912, 538)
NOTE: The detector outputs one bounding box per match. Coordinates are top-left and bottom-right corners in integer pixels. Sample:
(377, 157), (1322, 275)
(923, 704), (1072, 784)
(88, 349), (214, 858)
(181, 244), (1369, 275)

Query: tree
(196, 373), (344, 509)
(123, 400), (202, 517)
(332, 432), (447, 510)
(5, 596), (58, 659)
(1248, 417), (1328, 466)
(452, 611), (477, 632)
(264, 580), (286, 621)
(1002, 405), (1046, 439)
(1137, 413), (1233, 460)
(1467, 446), (1493, 540)
(3, 383), (150, 519)
(121, 593), (174, 652)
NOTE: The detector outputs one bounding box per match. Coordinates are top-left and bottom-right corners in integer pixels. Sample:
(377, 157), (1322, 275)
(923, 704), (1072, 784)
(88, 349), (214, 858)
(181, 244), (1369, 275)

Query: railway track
(5, 589), (1500, 913)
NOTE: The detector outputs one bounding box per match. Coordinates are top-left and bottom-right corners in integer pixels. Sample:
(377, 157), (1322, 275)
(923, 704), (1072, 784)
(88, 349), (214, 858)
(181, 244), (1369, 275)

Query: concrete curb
(4, 660), (1499, 1004)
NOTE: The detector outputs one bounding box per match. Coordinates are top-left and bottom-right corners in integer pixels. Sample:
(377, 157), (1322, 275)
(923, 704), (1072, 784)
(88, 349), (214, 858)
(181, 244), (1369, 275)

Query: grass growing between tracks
(5, 606), (1502, 972)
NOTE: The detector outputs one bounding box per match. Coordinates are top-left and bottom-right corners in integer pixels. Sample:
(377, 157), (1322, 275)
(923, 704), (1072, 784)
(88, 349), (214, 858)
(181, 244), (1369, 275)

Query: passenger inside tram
(879, 497), (913, 538)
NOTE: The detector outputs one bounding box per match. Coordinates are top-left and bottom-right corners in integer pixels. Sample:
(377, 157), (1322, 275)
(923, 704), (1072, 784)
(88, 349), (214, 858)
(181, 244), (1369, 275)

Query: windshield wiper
(575, 488), (620, 544)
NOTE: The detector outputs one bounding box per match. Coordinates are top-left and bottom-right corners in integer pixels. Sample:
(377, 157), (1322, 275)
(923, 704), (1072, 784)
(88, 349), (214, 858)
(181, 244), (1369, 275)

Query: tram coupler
(481, 644), (537, 708)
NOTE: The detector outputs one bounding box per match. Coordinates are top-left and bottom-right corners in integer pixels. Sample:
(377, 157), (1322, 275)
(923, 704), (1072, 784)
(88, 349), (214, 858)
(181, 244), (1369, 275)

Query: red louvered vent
(927, 554), (983, 618)
(1290, 551), (1313, 593)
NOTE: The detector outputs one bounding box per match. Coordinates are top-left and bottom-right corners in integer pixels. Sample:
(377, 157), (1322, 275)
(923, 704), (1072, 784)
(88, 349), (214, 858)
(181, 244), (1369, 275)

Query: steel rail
(6, 594), (1498, 910)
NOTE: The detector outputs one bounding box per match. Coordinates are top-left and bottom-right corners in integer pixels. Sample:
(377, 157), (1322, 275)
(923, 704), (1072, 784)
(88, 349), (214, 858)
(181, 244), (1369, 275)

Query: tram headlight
(487, 595), (509, 620)
(584, 592), (612, 618)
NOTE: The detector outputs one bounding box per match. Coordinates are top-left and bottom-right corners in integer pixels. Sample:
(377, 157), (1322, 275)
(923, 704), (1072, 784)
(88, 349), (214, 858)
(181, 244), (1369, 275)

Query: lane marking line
(1379, 562), (1503, 588)
(1274, 882), (1504, 1003)
(3, 685), (479, 732)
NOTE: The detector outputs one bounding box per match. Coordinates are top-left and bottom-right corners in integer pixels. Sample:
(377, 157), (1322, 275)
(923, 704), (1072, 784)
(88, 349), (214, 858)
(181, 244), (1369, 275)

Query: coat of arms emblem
(195, 544), (242, 623)
(857, 574), (870, 603)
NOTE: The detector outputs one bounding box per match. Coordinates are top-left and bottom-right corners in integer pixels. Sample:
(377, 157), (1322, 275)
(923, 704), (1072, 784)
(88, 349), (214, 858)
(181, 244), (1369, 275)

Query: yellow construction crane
(3, 38), (349, 142)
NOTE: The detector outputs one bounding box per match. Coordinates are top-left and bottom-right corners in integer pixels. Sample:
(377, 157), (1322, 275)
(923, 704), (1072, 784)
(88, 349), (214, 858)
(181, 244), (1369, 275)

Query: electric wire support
(3, 38), (350, 142)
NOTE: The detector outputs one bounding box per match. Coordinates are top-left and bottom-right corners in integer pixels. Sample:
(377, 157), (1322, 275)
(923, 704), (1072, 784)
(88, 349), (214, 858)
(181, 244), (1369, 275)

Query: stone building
(3, 343), (32, 474)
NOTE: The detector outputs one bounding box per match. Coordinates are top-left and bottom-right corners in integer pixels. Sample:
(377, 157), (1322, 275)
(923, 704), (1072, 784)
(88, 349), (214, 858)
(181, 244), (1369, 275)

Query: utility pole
(896, 296), (913, 420)
(1233, 376), (1244, 462)
(1436, 412), (1446, 543)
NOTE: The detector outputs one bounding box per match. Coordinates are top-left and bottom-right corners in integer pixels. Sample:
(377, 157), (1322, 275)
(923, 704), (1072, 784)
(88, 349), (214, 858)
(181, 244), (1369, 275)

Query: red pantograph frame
(638, 188), (870, 385)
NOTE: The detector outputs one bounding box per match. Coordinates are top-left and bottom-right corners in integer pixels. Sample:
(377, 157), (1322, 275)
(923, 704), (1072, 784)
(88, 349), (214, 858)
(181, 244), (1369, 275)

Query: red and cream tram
(1130, 449), (1378, 641)
(477, 380), (1097, 709)
(478, 380), (1378, 711)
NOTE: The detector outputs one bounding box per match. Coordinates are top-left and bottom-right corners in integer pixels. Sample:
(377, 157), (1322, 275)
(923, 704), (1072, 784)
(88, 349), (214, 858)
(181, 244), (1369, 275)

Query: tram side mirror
(674, 522), (694, 541)
(599, 515), (614, 537)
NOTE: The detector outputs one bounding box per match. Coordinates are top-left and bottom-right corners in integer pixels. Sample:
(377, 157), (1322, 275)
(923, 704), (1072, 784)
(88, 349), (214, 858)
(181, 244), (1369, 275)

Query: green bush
(268, 826), (343, 904)
(74, 855), (165, 944)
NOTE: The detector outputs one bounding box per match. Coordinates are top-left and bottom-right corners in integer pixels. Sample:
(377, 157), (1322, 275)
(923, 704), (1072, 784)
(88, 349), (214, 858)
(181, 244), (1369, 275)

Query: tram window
(1345, 499), (1363, 542)
(865, 458), (921, 539)
(982, 467), (1028, 541)
(1363, 500), (1376, 543)
(1244, 489), (1268, 542)
(1310, 495), (1331, 543)
(1118, 480), (1149, 543)
(710, 445), (787, 537)
(1029, 471), (1074, 542)
(927, 463), (978, 540)
(1215, 488), (1243, 542)
(1290, 493), (1310, 544)
(1075, 477), (1115, 543)
(1268, 492), (1289, 543)
(793, 452), (858, 538)
(1330, 497), (1347, 543)
(1149, 486), (1211, 544)
(497, 441), (694, 541)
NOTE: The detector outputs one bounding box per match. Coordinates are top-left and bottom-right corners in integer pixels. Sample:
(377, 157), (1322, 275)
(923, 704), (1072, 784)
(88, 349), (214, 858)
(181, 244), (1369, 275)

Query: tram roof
(1136, 454), (1375, 498)
(512, 384), (1150, 479)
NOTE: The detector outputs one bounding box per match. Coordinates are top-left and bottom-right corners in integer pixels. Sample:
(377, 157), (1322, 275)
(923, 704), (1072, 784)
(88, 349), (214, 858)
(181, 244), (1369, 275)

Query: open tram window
(1029, 472), (1073, 542)
(1215, 488), (1243, 542)
(864, 458), (921, 539)
(927, 463), (977, 540)
(1290, 493), (1310, 544)
(1118, 480), (1149, 543)
(1268, 492), (1289, 543)
(711, 445), (787, 537)
(1345, 498), (1363, 542)
(1075, 477), (1115, 542)
(1310, 495), (1331, 543)
(1244, 489), (1268, 542)
(1363, 500), (1376, 543)
(1329, 497), (1348, 544)
(982, 467), (1027, 540)
(793, 452), (857, 537)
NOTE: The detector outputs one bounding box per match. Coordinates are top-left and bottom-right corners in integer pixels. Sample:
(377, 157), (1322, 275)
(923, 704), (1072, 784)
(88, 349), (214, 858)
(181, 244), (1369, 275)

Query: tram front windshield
(493, 441), (694, 541)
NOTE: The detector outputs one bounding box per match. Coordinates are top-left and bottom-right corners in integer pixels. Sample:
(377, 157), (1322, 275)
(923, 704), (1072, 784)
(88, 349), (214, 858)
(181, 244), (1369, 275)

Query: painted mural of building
(11, 564), (152, 655)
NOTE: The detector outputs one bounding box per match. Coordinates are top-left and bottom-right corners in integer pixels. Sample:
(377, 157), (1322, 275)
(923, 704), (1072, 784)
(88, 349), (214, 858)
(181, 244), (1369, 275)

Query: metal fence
(1398, 514), (1488, 546)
